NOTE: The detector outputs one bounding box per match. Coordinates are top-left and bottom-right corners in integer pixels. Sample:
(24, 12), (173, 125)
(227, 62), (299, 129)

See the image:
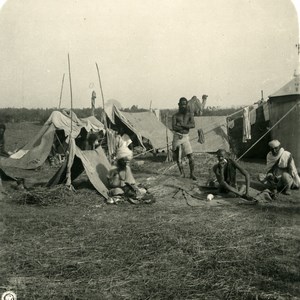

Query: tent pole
(58, 73), (65, 109)
(68, 54), (73, 134)
(95, 62), (107, 129)
(96, 62), (112, 162)
(66, 53), (74, 189)
(165, 112), (172, 162)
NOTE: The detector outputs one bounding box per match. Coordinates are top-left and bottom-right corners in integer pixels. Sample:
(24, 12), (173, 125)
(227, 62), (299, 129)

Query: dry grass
(0, 122), (300, 299)
(1, 174), (300, 299)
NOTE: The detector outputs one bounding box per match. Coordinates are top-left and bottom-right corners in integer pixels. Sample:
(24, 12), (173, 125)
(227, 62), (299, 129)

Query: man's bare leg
(174, 148), (185, 177)
(187, 154), (196, 180)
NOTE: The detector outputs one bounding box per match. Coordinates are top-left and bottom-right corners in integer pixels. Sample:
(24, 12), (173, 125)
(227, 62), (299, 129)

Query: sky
(0, 0), (299, 109)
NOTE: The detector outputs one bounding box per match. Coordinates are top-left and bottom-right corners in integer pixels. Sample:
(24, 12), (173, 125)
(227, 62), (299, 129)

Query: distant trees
(0, 105), (242, 124)
(0, 107), (104, 124)
(121, 105), (148, 113)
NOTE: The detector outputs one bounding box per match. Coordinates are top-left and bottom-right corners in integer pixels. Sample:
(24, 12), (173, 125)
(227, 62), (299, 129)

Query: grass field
(0, 122), (300, 300)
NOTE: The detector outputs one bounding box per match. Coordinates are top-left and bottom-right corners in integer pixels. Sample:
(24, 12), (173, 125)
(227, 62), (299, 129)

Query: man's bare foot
(180, 173), (186, 178)
(190, 174), (197, 180)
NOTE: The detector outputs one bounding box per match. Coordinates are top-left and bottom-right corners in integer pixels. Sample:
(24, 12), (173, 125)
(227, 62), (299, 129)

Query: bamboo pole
(95, 62), (107, 128)
(68, 54), (73, 133)
(58, 73), (65, 109)
(66, 53), (74, 188)
(165, 112), (172, 162)
(95, 62), (111, 161)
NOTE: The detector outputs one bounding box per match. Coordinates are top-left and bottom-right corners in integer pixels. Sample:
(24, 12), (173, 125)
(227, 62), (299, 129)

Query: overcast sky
(0, 0), (299, 109)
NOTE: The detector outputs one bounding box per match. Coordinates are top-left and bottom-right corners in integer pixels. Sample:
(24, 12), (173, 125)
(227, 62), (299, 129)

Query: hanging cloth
(242, 107), (251, 143)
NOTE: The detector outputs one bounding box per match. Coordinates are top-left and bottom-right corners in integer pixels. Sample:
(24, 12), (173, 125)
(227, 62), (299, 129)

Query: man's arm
(172, 114), (184, 132)
(181, 113), (195, 129)
(214, 162), (247, 197)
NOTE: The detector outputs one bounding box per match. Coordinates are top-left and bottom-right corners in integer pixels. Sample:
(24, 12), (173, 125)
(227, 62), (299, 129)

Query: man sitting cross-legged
(259, 139), (300, 196)
(212, 149), (252, 200)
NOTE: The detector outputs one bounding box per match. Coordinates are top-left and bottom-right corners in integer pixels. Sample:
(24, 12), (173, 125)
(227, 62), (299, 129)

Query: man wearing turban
(264, 139), (300, 195)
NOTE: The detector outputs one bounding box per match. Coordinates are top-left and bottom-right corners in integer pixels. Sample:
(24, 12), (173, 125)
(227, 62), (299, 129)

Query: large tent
(190, 116), (229, 153)
(106, 105), (173, 151)
(0, 110), (105, 169)
(47, 140), (111, 199)
(268, 74), (300, 171)
(227, 103), (271, 159)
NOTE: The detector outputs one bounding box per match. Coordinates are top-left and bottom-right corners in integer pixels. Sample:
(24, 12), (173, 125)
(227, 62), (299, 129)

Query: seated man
(261, 139), (300, 195)
(0, 123), (10, 158)
(107, 157), (136, 197)
(212, 149), (251, 199)
(107, 130), (137, 200)
(107, 132), (154, 204)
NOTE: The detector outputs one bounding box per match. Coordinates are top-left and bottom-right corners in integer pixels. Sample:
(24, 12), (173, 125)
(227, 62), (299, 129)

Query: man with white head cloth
(265, 139), (300, 195)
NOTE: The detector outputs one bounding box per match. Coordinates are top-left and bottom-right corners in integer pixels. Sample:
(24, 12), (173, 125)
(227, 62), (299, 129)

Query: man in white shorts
(172, 97), (196, 180)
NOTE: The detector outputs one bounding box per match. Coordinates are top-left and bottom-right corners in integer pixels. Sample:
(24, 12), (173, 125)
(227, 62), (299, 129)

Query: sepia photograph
(0, 0), (299, 299)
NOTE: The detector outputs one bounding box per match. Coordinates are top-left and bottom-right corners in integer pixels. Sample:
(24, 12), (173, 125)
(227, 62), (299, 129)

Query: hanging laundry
(249, 104), (258, 125)
(153, 109), (160, 121)
(227, 119), (235, 129)
(242, 107), (251, 143)
(263, 102), (270, 121)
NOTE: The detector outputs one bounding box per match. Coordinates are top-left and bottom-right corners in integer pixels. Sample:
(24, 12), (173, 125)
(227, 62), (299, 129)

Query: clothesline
(237, 103), (298, 161)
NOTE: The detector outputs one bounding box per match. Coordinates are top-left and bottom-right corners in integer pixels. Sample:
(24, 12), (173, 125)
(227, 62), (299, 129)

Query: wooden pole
(68, 54), (73, 134)
(95, 62), (106, 128)
(165, 111), (172, 162)
(58, 73), (65, 109)
(66, 53), (74, 188)
(95, 62), (111, 161)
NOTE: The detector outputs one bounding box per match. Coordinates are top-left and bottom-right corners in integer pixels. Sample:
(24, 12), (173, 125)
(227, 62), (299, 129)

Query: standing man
(172, 97), (196, 180)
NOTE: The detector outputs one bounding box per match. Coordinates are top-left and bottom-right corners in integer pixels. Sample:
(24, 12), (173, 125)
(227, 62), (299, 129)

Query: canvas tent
(106, 105), (173, 151)
(47, 140), (111, 199)
(268, 74), (300, 171)
(0, 110), (105, 169)
(227, 103), (271, 159)
(189, 116), (229, 152)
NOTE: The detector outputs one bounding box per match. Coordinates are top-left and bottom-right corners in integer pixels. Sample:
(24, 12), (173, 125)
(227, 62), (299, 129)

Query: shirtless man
(172, 97), (196, 180)
(213, 149), (251, 199)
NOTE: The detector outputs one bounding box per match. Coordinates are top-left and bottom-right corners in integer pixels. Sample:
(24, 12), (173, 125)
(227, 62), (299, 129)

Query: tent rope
(236, 103), (298, 161)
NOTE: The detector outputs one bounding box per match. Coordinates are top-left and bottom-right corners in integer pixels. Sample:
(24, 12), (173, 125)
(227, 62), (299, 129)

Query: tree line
(0, 106), (241, 125)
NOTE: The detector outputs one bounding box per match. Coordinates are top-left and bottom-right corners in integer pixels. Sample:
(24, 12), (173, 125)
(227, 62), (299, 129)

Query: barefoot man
(172, 97), (196, 180)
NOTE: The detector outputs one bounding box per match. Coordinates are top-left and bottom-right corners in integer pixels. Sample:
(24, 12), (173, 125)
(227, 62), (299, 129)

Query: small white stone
(207, 194), (214, 201)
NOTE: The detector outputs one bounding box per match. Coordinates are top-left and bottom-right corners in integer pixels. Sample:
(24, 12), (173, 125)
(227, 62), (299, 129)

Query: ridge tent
(0, 110), (105, 170)
(107, 105), (173, 152)
(190, 116), (230, 153)
(47, 140), (111, 199)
